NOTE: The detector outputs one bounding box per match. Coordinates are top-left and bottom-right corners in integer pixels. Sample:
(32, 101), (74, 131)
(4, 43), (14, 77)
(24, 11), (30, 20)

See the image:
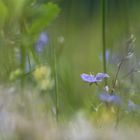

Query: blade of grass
(102, 0), (107, 85)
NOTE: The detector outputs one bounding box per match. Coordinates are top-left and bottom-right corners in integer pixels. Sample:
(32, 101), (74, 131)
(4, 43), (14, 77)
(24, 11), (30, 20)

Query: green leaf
(29, 2), (60, 34)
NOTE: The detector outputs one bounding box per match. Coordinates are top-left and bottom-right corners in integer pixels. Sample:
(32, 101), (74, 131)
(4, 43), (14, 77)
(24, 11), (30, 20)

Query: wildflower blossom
(95, 73), (109, 81)
(81, 73), (109, 83)
(99, 92), (121, 104)
(100, 49), (110, 63)
(99, 86), (121, 104)
(128, 100), (140, 112)
(99, 49), (123, 64)
(33, 65), (51, 81)
(35, 31), (48, 53)
(33, 65), (54, 91)
(81, 73), (96, 83)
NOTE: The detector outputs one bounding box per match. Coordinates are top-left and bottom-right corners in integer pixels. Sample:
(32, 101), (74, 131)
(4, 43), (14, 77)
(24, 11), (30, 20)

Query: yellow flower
(33, 65), (51, 81)
(39, 79), (54, 90)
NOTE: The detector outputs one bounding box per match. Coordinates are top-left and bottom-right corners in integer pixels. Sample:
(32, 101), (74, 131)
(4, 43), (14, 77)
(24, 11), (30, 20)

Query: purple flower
(95, 73), (109, 81)
(99, 92), (121, 104)
(100, 49), (123, 64)
(100, 49), (110, 63)
(81, 73), (109, 83)
(36, 31), (48, 53)
(81, 73), (96, 83)
(128, 100), (140, 112)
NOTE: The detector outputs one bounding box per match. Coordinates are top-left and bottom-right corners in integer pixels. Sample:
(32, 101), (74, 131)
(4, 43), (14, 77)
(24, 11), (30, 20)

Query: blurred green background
(0, 0), (140, 122)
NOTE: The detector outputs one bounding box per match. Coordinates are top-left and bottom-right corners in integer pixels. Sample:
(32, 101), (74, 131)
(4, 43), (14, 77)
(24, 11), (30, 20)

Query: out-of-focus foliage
(1, 0), (140, 134)
(0, 0), (60, 81)
(30, 2), (60, 34)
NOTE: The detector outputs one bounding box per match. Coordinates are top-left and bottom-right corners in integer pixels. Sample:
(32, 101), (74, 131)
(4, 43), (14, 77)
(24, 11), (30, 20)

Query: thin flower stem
(112, 58), (125, 92)
(112, 58), (125, 128)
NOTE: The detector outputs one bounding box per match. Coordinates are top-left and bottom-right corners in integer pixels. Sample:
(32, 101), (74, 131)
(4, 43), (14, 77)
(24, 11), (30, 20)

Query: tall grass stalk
(20, 45), (26, 89)
(102, 0), (107, 85)
(53, 44), (59, 122)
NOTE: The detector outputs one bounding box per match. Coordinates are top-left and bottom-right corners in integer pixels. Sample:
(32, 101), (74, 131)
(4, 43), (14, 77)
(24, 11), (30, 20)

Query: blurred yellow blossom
(39, 79), (54, 91)
(33, 65), (54, 91)
(33, 65), (51, 81)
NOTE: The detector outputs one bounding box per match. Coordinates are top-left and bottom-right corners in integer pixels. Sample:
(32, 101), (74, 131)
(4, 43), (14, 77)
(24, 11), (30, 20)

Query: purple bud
(128, 100), (140, 112)
(36, 32), (48, 53)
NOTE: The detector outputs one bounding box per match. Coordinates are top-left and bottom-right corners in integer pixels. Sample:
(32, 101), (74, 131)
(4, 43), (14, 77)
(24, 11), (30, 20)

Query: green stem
(112, 58), (125, 92)
(111, 58), (125, 128)
(102, 0), (107, 85)
(53, 45), (59, 121)
(20, 45), (26, 89)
